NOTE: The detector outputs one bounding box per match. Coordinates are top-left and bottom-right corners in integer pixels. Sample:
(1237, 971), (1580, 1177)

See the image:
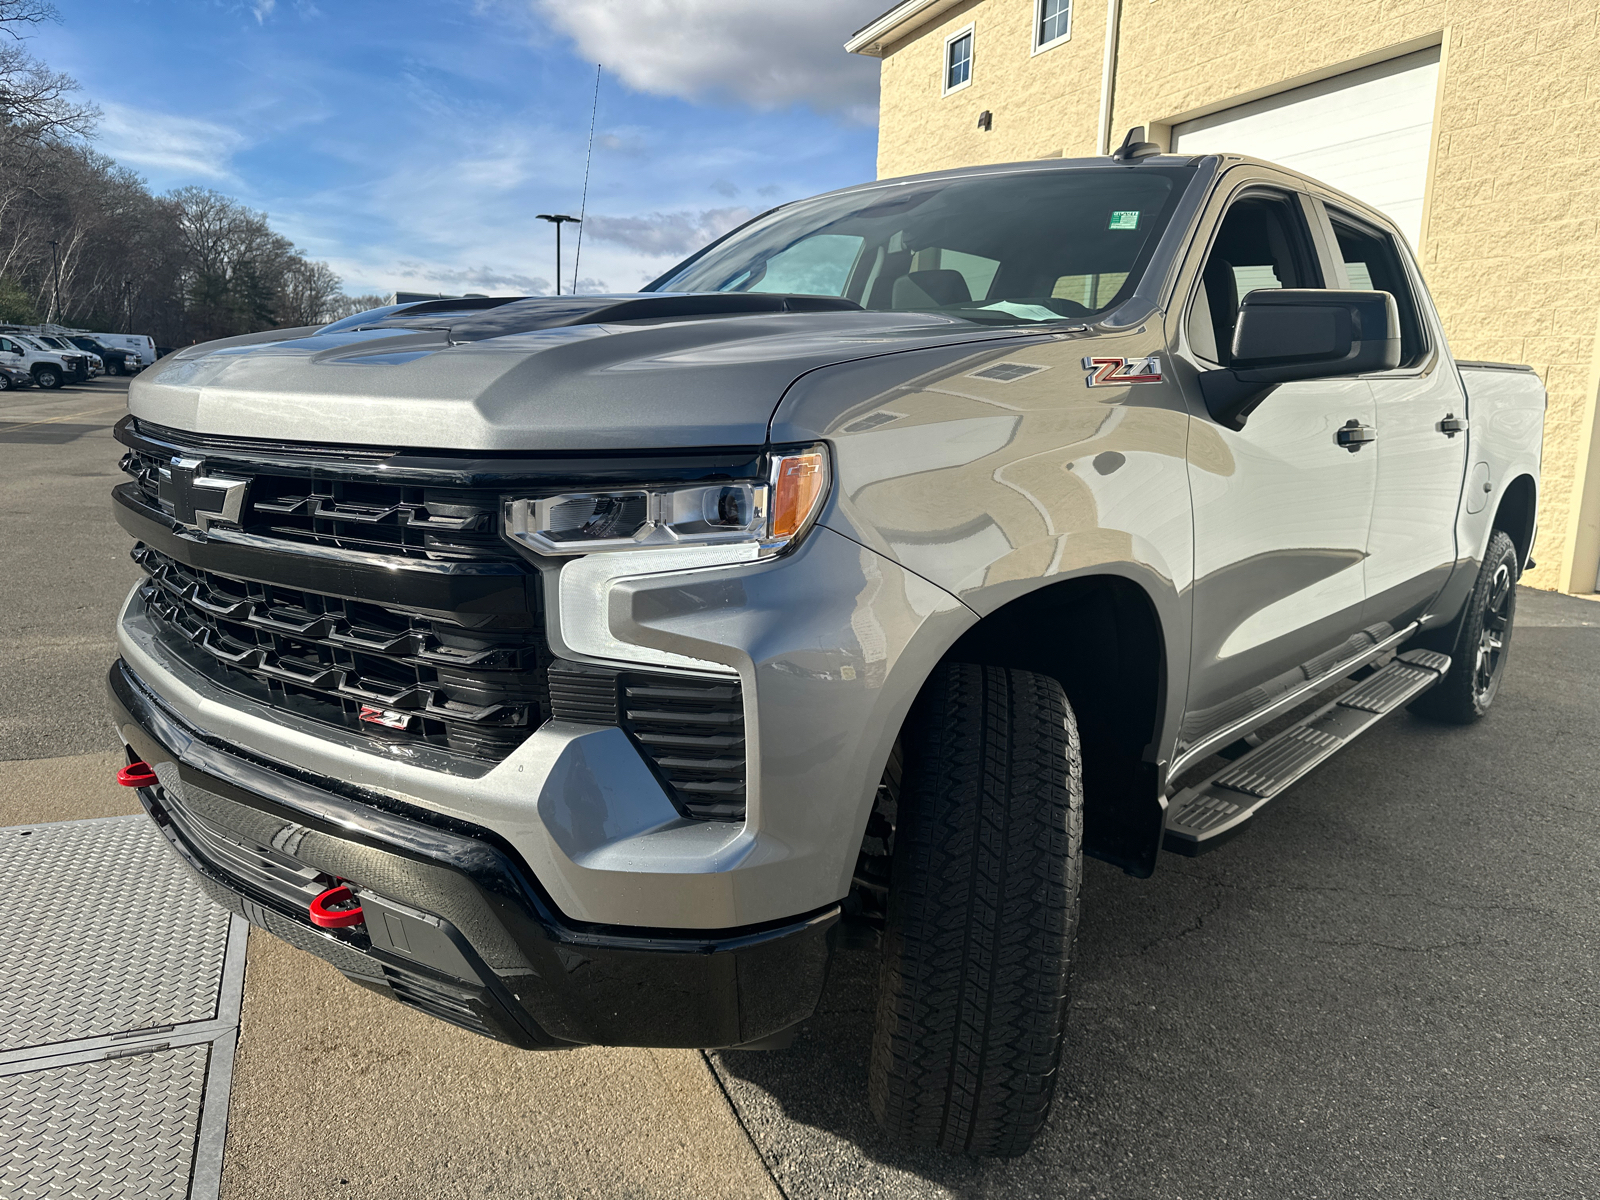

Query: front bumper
(110, 657), (836, 1049)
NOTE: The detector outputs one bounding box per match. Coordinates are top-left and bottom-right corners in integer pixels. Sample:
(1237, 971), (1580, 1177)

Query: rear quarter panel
(1458, 365), (1546, 566)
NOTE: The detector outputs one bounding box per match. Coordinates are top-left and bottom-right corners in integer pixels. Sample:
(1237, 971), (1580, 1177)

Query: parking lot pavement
(5, 384), (1597, 1199)
(712, 585), (1600, 1199)
(1, 377), (143, 762)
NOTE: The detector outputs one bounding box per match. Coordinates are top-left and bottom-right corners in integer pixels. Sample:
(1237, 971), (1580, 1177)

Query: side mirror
(1199, 289), (1402, 429)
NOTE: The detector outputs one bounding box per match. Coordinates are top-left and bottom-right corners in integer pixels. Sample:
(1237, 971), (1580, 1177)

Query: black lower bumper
(108, 658), (836, 1050)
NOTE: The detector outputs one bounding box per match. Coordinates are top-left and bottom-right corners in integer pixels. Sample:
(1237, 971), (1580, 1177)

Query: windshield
(649, 166), (1195, 324)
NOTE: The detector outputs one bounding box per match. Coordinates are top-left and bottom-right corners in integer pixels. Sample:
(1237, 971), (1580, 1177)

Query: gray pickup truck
(109, 144), (1544, 1157)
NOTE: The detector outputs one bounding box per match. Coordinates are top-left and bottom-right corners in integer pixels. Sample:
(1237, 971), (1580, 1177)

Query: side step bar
(1163, 649), (1451, 856)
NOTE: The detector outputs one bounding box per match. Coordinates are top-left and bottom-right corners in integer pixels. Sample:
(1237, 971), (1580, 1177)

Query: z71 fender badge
(1083, 355), (1162, 387)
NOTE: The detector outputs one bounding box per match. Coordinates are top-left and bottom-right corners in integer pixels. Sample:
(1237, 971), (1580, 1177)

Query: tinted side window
(1329, 213), (1426, 367)
(1188, 193), (1321, 366)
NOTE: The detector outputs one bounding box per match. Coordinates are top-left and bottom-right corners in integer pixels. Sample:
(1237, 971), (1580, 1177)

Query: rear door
(1317, 200), (1468, 628)
(1173, 171), (1380, 759)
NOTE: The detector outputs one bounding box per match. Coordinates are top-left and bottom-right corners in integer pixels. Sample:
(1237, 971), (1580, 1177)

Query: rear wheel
(869, 662), (1082, 1157)
(1410, 530), (1518, 724)
(33, 366), (61, 390)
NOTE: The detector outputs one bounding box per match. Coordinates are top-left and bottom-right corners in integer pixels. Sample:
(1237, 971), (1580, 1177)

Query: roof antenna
(1112, 126), (1161, 161)
(570, 64), (601, 297)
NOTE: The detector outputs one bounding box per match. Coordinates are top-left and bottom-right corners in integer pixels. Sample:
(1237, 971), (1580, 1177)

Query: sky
(30, 0), (888, 297)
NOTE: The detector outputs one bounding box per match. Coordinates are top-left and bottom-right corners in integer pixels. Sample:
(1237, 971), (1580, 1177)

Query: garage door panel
(1172, 47), (1441, 248)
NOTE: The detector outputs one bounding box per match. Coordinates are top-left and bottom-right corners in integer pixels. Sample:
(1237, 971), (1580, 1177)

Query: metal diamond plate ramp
(0, 1044), (210, 1200)
(0, 816), (230, 1052)
(0, 815), (246, 1200)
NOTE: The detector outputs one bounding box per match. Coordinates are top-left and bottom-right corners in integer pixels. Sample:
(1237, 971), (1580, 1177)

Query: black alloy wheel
(1410, 529), (1519, 724)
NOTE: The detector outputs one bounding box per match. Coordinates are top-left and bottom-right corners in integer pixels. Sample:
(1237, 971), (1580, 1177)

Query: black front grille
(120, 444), (509, 562)
(118, 419), (751, 819)
(135, 545), (550, 759)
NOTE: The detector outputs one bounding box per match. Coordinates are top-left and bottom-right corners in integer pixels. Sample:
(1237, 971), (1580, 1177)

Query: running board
(1163, 649), (1451, 856)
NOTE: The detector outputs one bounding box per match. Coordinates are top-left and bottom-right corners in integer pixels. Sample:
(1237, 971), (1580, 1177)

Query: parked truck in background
(108, 145), (1544, 1157)
(0, 332), (83, 389)
(68, 335), (139, 375)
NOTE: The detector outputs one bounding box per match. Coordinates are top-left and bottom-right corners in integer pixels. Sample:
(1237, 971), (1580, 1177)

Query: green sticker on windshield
(1109, 210), (1140, 230)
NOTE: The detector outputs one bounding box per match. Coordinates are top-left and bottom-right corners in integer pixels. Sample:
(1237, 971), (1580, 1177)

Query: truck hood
(127, 295), (1047, 451)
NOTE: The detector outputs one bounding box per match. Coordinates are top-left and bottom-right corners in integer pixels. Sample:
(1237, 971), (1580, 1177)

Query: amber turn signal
(770, 448), (828, 540)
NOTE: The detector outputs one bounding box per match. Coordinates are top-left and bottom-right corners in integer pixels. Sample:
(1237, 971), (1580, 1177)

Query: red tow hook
(309, 884), (365, 929)
(117, 761), (159, 788)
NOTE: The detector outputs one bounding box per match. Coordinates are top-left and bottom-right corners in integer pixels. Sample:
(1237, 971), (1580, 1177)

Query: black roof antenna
(1112, 126), (1162, 161)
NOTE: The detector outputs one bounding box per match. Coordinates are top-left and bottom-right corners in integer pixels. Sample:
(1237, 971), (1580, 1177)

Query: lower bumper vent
(548, 661), (747, 822)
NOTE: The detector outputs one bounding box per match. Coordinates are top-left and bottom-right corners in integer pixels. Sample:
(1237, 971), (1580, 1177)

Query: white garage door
(1171, 47), (1441, 248)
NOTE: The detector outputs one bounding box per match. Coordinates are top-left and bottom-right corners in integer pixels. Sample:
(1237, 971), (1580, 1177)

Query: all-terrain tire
(869, 662), (1082, 1157)
(1409, 529), (1518, 724)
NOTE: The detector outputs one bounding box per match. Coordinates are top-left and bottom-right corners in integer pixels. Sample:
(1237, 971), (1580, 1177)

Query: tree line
(0, 1), (382, 345)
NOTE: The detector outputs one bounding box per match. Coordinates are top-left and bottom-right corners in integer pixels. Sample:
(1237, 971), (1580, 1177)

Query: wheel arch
(1492, 473), (1538, 573)
(898, 569), (1174, 877)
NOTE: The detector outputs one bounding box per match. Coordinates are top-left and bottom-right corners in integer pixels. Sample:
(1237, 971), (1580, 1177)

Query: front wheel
(33, 366), (61, 390)
(869, 662), (1082, 1157)
(1410, 530), (1518, 724)
(0, 373), (11, 391)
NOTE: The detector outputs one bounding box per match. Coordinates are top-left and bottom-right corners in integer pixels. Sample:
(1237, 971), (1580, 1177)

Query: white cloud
(98, 102), (247, 181)
(252, 0), (276, 22)
(531, 0), (884, 121)
(395, 261), (553, 294)
(583, 206), (754, 257)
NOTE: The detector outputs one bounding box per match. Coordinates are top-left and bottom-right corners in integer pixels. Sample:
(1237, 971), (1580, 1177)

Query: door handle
(1336, 419), (1376, 452)
(1438, 413), (1468, 437)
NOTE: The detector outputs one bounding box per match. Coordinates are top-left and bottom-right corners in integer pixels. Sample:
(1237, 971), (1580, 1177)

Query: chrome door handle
(1438, 413), (1468, 437)
(1337, 419), (1376, 452)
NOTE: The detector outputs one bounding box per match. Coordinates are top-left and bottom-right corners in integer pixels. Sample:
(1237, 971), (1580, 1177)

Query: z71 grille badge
(157, 456), (249, 532)
(1083, 355), (1162, 387)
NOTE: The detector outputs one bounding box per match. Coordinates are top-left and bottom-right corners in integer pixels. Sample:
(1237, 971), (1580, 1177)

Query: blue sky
(33, 0), (887, 296)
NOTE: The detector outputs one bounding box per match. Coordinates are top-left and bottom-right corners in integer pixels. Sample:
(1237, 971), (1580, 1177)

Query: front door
(1175, 179), (1380, 759)
(1319, 202), (1469, 628)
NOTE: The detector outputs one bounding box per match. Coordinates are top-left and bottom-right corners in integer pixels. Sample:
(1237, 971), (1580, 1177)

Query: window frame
(1032, 0), (1072, 55)
(1313, 199), (1434, 373)
(942, 23), (975, 96)
(1179, 184), (1326, 369)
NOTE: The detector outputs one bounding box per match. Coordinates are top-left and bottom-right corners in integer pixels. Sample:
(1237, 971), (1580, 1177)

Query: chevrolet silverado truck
(109, 141), (1545, 1157)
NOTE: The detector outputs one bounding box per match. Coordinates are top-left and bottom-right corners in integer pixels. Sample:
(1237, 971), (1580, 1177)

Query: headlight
(503, 444), (829, 557)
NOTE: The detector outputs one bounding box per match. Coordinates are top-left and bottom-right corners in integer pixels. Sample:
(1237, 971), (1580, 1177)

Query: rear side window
(1328, 212), (1427, 367)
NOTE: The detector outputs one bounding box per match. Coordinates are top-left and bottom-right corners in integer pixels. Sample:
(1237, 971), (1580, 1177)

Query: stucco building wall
(864, 0), (1600, 594)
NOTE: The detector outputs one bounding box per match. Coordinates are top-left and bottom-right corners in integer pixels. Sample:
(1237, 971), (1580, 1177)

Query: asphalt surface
(4, 377), (1598, 1198)
(712, 585), (1600, 1198)
(1, 377), (142, 762)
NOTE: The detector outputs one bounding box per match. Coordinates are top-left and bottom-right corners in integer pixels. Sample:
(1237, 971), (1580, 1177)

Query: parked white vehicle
(88, 332), (157, 367)
(0, 333), (80, 389)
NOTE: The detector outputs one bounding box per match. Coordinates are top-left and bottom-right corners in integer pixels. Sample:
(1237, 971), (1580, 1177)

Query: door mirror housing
(1199, 289), (1402, 429)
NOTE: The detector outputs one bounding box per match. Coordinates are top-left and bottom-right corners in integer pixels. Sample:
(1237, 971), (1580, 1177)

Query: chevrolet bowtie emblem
(157, 456), (249, 532)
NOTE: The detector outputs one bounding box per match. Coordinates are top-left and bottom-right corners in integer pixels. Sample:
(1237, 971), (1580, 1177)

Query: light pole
(535, 214), (580, 296)
(47, 239), (61, 324)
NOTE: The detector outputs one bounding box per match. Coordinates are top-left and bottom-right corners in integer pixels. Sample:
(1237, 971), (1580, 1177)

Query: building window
(944, 25), (974, 94)
(1034, 0), (1071, 52)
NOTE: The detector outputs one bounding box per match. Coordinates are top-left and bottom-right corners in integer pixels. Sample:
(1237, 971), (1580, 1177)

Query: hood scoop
(322, 292), (862, 343)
